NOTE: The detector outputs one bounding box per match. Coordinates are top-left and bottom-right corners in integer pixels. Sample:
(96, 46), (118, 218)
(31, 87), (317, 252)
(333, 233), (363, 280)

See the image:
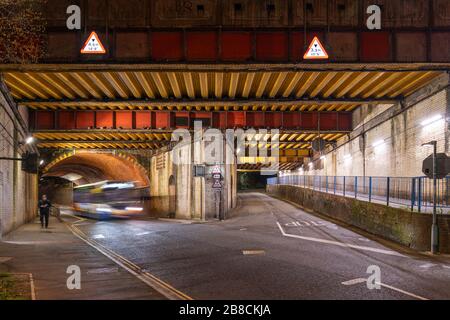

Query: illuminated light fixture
(125, 207), (143, 212)
(372, 140), (385, 148)
(421, 114), (442, 127)
(39, 160), (44, 165)
(25, 136), (34, 144)
(96, 208), (112, 213)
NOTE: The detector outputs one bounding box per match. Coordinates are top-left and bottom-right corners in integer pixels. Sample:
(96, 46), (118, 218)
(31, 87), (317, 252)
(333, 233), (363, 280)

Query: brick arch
(43, 151), (150, 186)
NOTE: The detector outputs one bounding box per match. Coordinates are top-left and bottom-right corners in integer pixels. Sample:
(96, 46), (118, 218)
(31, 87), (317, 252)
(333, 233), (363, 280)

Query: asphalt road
(69, 192), (450, 300)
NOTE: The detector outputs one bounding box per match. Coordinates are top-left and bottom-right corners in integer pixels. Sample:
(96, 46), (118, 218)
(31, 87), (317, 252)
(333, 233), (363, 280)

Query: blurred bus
(73, 181), (149, 219)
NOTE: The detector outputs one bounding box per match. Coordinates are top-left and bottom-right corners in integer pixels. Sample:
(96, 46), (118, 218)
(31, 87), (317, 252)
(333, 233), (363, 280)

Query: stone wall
(0, 84), (38, 237)
(267, 184), (450, 253)
(149, 137), (237, 220)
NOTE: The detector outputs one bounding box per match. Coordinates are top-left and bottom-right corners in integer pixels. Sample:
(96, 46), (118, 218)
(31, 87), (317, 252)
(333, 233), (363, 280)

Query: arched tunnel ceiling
(43, 152), (150, 186)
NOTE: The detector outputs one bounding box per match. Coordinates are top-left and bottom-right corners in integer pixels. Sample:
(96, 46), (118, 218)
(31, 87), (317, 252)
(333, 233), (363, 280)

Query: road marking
(443, 265), (450, 269)
(67, 223), (192, 300)
(242, 250), (265, 256)
(136, 232), (151, 236)
(87, 267), (119, 274)
(419, 263), (437, 269)
(341, 278), (428, 300)
(276, 222), (405, 257)
(342, 278), (366, 286)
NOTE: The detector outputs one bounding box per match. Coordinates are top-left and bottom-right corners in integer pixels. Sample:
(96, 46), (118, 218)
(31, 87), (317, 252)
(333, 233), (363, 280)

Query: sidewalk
(0, 215), (166, 300)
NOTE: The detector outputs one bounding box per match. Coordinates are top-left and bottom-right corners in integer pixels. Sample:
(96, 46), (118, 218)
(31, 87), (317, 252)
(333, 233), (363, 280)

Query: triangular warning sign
(81, 31), (106, 54)
(303, 36), (329, 60)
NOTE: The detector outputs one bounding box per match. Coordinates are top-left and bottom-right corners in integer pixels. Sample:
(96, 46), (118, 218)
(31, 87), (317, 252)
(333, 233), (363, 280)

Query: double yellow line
(67, 220), (192, 300)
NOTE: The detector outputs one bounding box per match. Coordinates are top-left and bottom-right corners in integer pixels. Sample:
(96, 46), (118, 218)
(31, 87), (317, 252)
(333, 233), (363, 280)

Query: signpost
(421, 141), (450, 254)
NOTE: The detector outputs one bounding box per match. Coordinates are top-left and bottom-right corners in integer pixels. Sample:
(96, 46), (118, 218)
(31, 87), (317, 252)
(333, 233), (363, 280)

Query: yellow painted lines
(67, 221), (192, 300)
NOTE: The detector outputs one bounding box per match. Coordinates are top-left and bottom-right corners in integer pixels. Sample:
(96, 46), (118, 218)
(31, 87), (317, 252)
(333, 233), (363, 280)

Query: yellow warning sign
(303, 36), (329, 60)
(81, 31), (106, 54)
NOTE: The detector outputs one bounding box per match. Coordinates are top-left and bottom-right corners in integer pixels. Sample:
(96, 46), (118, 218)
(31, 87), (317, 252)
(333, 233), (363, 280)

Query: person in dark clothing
(38, 194), (51, 229)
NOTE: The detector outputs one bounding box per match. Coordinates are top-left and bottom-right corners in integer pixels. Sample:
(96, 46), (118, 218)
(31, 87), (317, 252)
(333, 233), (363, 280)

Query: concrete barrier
(267, 184), (450, 253)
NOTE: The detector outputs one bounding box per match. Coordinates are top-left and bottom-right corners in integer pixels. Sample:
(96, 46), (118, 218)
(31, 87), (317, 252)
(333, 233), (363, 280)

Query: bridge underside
(1, 64), (444, 171)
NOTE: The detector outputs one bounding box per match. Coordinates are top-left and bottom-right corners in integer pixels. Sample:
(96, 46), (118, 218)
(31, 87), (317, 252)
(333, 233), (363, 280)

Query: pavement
(0, 215), (165, 300)
(1, 191), (450, 300)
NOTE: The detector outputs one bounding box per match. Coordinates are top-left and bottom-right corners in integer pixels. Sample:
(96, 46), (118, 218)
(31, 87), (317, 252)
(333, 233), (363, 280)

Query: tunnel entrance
(40, 151), (151, 214)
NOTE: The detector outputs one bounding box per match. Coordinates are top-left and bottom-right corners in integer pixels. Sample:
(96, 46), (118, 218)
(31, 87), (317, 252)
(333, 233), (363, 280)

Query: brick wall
(304, 81), (449, 178)
(0, 90), (38, 237)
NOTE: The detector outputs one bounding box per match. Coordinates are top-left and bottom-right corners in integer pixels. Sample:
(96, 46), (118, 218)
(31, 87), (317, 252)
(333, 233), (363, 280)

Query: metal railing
(267, 175), (450, 213)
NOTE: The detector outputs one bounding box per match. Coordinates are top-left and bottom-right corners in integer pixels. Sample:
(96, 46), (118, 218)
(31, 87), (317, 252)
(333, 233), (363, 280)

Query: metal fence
(267, 175), (450, 213)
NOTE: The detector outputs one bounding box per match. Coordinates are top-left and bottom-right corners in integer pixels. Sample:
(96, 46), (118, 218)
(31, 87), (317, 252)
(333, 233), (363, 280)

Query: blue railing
(267, 175), (450, 213)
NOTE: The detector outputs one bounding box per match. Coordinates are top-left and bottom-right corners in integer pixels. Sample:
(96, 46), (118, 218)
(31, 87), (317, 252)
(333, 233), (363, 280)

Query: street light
(422, 140), (439, 254)
(25, 136), (34, 144)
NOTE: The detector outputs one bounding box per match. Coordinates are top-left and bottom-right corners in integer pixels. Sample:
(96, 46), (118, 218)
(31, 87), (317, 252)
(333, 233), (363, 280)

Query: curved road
(68, 192), (450, 300)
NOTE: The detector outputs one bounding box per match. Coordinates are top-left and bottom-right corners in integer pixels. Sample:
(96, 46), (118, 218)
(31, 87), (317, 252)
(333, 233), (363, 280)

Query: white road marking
(419, 263), (437, 269)
(341, 278), (428, 300)
(67, 224), (192, 300)
(136, 232), (151, 236)
(87, 267), (119, 274)
(342, 278), (366, 286)
(92, 234), (105, 239)
(242, 250), (265, 256)
(276, 222), (405, 257)
(443, 265), (450, 269)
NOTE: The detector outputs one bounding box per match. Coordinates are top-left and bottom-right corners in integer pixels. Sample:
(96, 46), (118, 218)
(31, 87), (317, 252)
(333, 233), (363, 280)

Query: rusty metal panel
(87, 0), (107, 26)
(46, 0), (80, 28)
(115, 32), (149, 59)
(327, 32), (358, 61)
(186, 32), (218, 61)
(363, 0), (428, 28)
(292, 0), (328, 27)
(221, 32), (253, 61)
(136, 112), (152, 129)
(36, 111), (55, 130)
(58, 111), (76, 130)
(434, 0), (450, 27)
(222, 0), (256, 27)
(151, 0), (217, 27)
(254, 0), (289, 27)
(255, 32), (288, 61)
(47, 32), (79, 60)
(395, 32), (427, 62)
(329, 0), (359, 27)
(95, 111), (114, 129)
(361, 32), (392, 62)
(151, 32), (184, 61)
(430, 32), (450, 62)
(108, 0), (148, 27)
